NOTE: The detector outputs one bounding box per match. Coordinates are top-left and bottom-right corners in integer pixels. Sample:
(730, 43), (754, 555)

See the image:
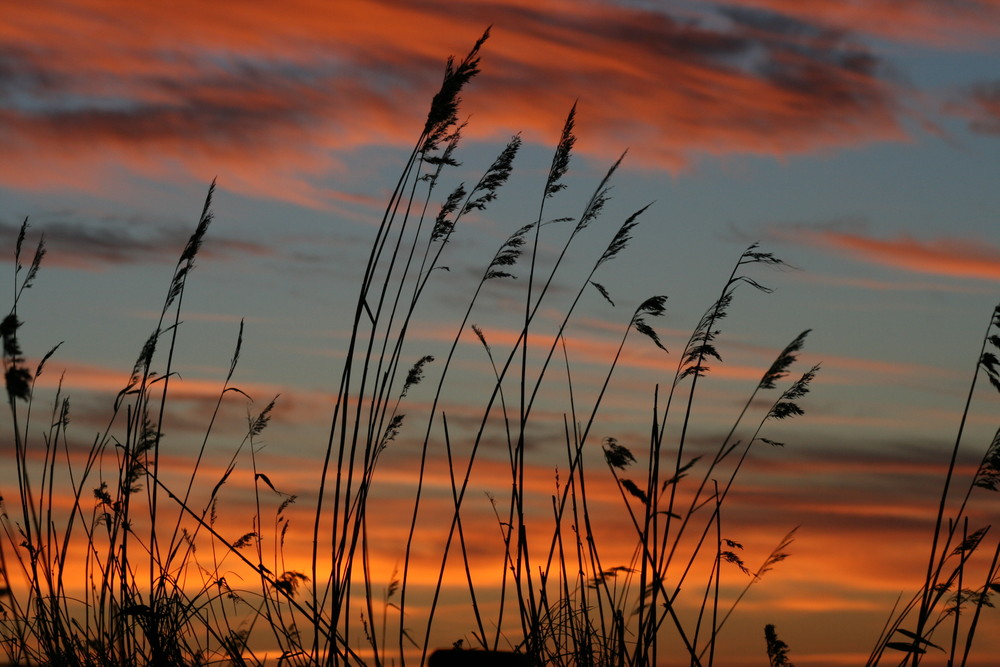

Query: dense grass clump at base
(2, 30), (999, 667)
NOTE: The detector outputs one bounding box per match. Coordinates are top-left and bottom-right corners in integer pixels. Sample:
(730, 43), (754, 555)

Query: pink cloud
(806, 230), (1000, 281)
(0, 0), (930, 206)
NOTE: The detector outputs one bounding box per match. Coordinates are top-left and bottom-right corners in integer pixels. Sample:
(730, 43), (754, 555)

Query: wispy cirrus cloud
(809, 231), (1000, 281)
(763, 220), (1000, 282)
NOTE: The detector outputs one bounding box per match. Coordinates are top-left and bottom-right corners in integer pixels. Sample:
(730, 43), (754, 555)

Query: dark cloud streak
(0, 215), (273, 270)
(950, 79), (1000, 135)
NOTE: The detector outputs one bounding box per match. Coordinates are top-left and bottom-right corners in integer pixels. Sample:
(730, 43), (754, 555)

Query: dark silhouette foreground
(429, 648), (532, 667)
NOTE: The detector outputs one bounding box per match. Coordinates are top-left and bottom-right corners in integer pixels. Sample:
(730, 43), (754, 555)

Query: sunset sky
(3, 1), (1000, 665)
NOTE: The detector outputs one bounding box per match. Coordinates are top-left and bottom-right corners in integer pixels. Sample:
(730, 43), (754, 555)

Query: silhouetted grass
(1, 30), (998, 667)
(867, 305), (1000, 667)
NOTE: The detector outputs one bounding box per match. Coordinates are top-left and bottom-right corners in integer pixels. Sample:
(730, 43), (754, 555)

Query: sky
(2, 0), (1000, 665)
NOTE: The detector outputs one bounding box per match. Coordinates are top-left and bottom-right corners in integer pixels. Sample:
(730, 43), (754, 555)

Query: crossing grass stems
(2, 29), (999, 667)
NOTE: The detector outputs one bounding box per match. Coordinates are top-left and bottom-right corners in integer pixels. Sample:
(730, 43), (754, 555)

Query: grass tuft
(1, 29), (998, 667)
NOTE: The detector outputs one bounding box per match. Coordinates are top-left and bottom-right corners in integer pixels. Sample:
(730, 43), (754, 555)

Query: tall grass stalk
(2, 30), (997, 667)
(868, 304), (1000, 666)
(0, 31), (819, 667)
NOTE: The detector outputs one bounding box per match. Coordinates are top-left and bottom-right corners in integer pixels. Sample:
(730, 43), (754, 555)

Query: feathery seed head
(576, 151), (627, 234)
(620, 478), (649, 506)
(603, 437), (636, 470)
(422, 28), (489, 154)
(15, 218), (27, 265)
(545, 103), (577, 198)
(974, 427), (1000, 491)
(590, 280), (614, 307)
(767, 364), (820, 420)
(634, 295), (668, 320)
(431, 184), (467, 242)
(464, 134), (522, 214)
(250, 397), (278, 437)
(402, 355), (434, 398)
(597, 203), (651, 267)
(471, 323), (490, 352)
(632, 295), (669, 352)
(485, 223), (532, 280)
(759, 330), (811, 390)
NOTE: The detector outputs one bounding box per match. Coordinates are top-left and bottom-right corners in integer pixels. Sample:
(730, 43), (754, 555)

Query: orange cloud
(413, 317), (808, 385)
(807, 231), (1000, 281)
(794, 271), (997, 294)
(31, 358), (284, 401)
(0, 0), (938, 207)
(731, 0), (1000, 46)
(8, 366), (997, 665)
